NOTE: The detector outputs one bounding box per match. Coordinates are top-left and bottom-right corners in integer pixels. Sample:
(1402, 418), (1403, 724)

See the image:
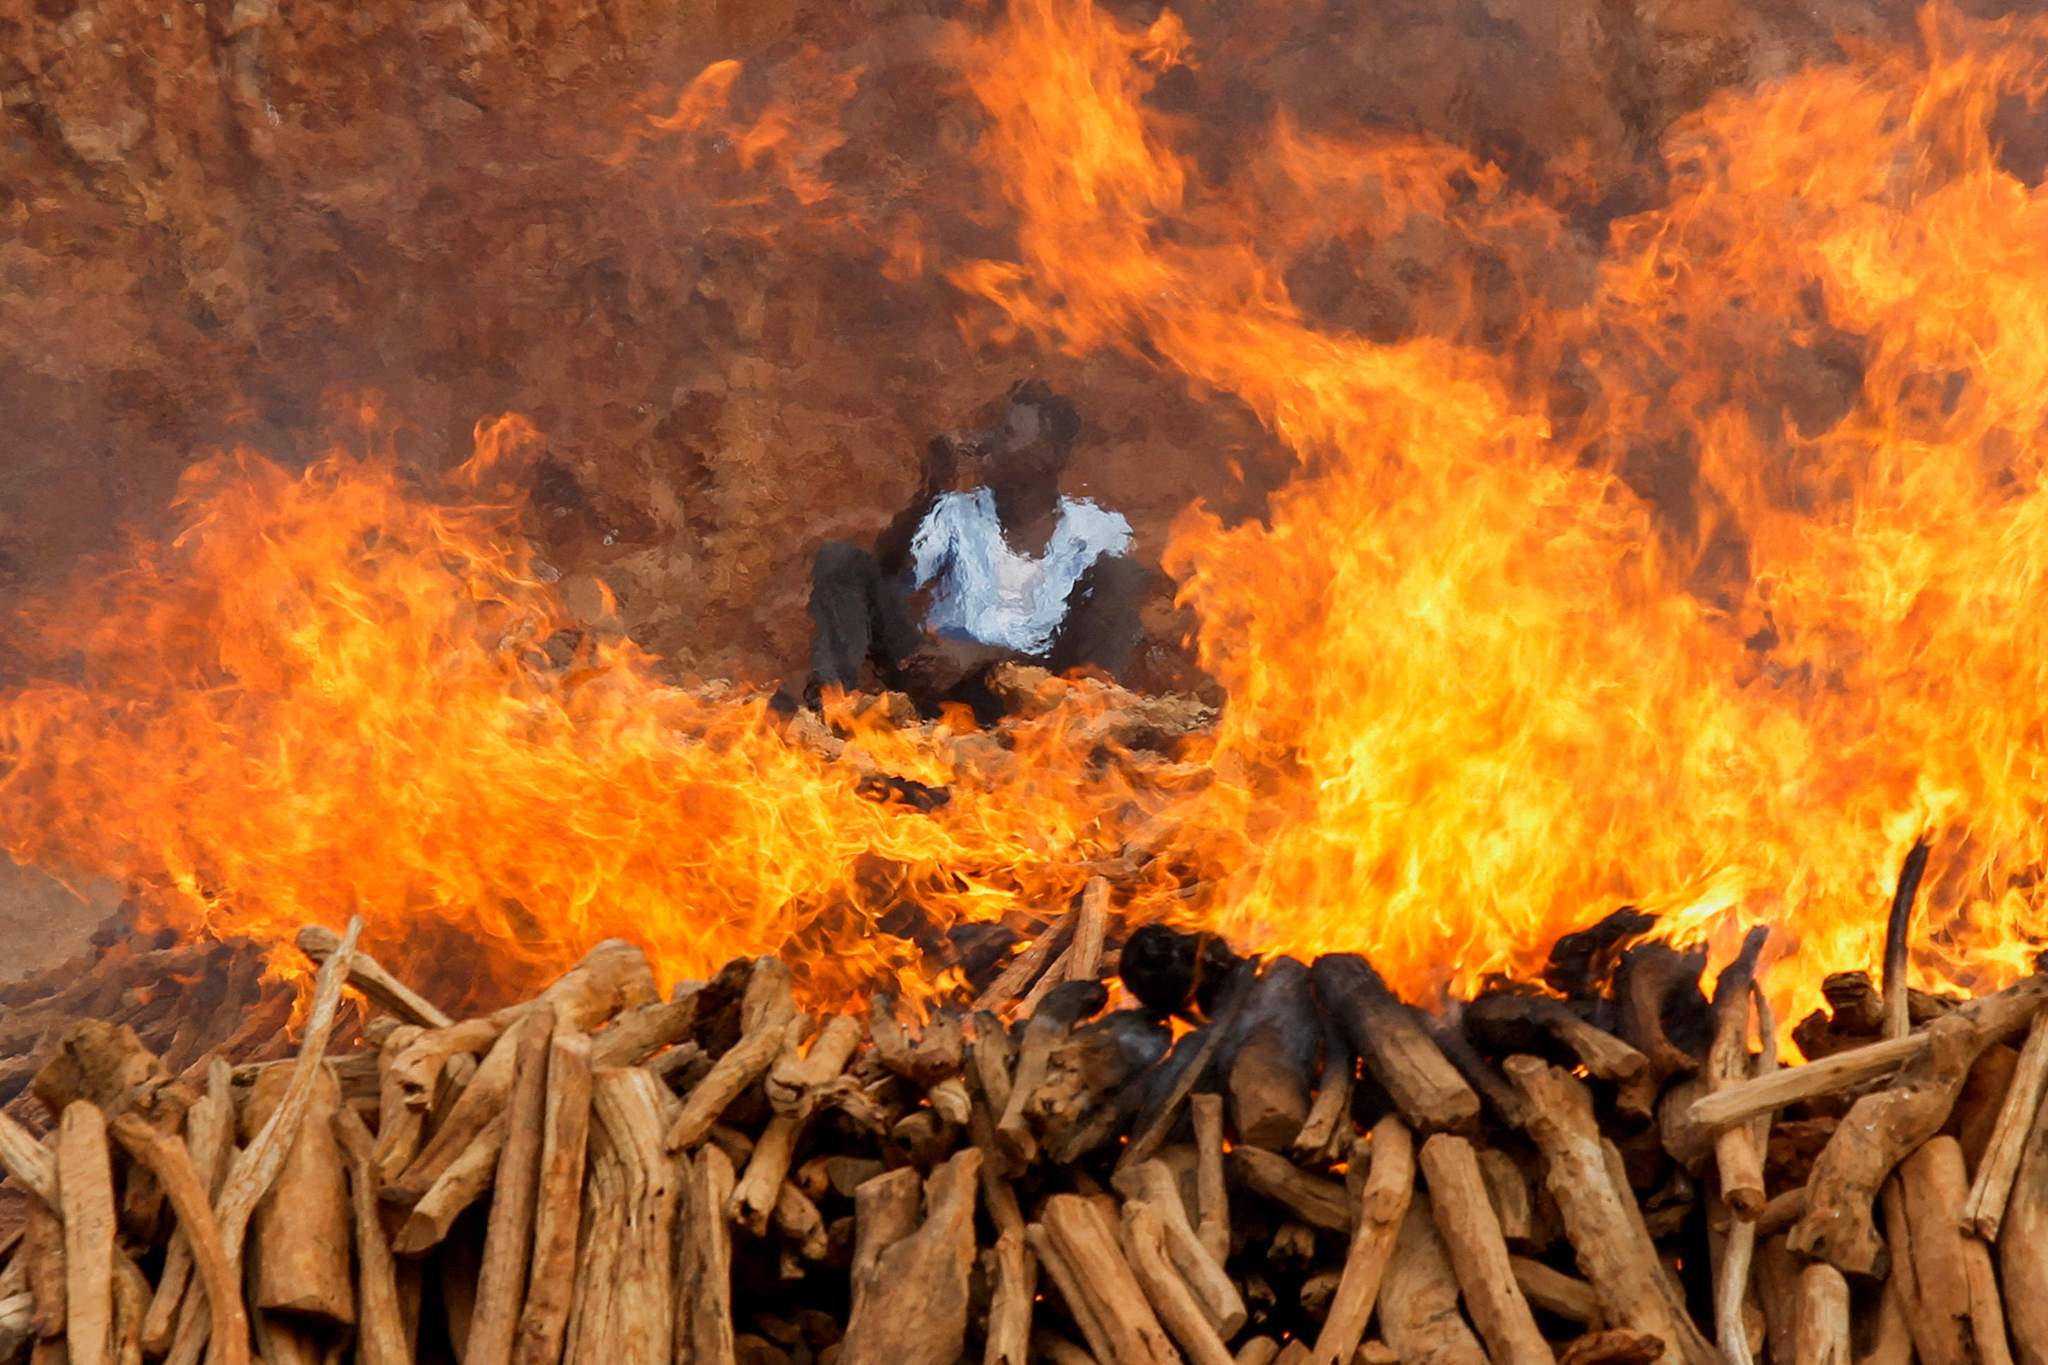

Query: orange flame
(4, 0), (2048, 1041)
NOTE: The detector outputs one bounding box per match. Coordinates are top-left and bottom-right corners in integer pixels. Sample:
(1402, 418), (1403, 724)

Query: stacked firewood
(3, 897), (2048, 1365)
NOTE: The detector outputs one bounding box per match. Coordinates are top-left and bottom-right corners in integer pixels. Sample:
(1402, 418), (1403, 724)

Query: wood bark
(1038, 1195), (1180, 1365)
(242, 1064), (353, 1324)
(465, 1012), (556, 1365)
(1792, 1264), (1849, 1365)
(329, 1110), (411, 1365)
(676, 1144), (737, 1365)
(2005, 1071), (2048, 1365)
(1307, 1120), (1413, 1365)
(1962, 1008), (2048, 1240)
(839, 1150), (981, 1365)
(58, 1104), (116, 1365)
(513, 1029), (593, 1365)
(1311, 956), (1479, 1135)
(1378, 1195), (1487, 1365)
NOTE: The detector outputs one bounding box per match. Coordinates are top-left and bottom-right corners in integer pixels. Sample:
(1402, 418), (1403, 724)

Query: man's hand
(898, 637), (1011, 697)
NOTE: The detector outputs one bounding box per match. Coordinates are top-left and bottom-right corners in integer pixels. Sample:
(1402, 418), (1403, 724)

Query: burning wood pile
(4, 897), (2048, 1365)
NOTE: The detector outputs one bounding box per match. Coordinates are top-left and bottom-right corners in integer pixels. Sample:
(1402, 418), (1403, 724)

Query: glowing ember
(3, 0), (2047, 1038)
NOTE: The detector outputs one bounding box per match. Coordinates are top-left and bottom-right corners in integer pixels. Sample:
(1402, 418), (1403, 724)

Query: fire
(4, 0), (2048, 1036)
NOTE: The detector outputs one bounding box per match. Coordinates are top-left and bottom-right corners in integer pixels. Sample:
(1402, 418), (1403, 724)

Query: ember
(4, 0), (2048, 1356)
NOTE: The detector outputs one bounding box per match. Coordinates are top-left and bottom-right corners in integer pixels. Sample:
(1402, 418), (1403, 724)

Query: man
(806, 380), (1148, 716)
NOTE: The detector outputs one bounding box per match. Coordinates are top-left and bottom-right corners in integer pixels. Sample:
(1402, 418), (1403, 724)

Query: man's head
(972, 379), (1081, 498)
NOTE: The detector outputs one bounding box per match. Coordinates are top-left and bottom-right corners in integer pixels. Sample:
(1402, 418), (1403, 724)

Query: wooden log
(137, 1063), (230, 1357)
(848, 1167), (921, 1322)
(1232, 1339), (1279, 1365)
(1039, 1195), (1179, 1365)
(1896, 1137), (2004, 1365)
(1112, 1161), (1245, 1338)
(1, 1291), (32, 1363)
(103, 1115), (246, 1365)
(840, 1150), (981, 1365)
(1311, 956), (1479, 1135)
(677, 1144), (737, 1365)
(2005, 1068), (2048, 1365)
(1511, 1257), (1600, 1325)
(1560, 1330), (1666, 1365)
(1119, 973), (1255, 1173)
(667, 960), (795, 1151)
(1693, 976), (2048, 1130)
(564, 1128), (622, 1365)
(1120, 1202), (1233, 1365)
(1191, 1093), (1229, 1266)
(23, 1196), (62, 1342)
(464, 1013), (556, 1365)
(731, 1016), (832, 1234)
(594, 1069), (679, 1365)
(1222, 959), (1316, 1151)
(1292, 1012), (1355, 1162)
(1038, 1013), (1173, 1163)
(1962, 1008), (2048, 1240)
(0, 1113), (57, 1211)
(512, 1030), (592, 1365)
(587, 994), (700, 1070)
(329, 1110), (410, 1365)
(1307, 1119), (1413, 1365)
(1615, 942), (1709, 1082)
(998, 981), (1107, 1166)
(58, 1105), (115, 1365)
(393, 1112), (509, 1254)
(1789, 1003), (2032, 1275)
(1792, 1264), (1849, 1365)
(1707, 928), (1771, 1219)
(1418, 1132), (1555, 1364)
(1861, 1272), (1915, 1365)
(294, 926), (450, 1029)
(985, 1228), (1035, 1365)
(973, 912), (1079, 1014)
(1378, 1195), (1486, 1365)
(241, 1063), (353, 1324)
(1028, 1224), (1115, 1365)
(1507, 1057), (1714, 1365)
(1475, 1147), (1536, 1247)
(1463, 995), (1648, 1088)
(1881, 839), (1931, 1043)
(1230, 1146), (1346, 1233)
(771, 1181), (828, 1261)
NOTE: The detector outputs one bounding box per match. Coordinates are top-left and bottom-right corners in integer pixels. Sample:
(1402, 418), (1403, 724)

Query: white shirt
(908, 489), (1133, 655)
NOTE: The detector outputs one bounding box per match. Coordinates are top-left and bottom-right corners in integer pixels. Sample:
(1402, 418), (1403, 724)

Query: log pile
(3, 903), (2048, 1365)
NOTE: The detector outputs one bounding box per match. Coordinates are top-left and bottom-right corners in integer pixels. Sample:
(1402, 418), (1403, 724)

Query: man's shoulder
(1059, 496), (1133, 544)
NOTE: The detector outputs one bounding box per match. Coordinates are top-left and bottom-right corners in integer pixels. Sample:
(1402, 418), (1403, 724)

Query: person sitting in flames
(805, 380), (1148, 716)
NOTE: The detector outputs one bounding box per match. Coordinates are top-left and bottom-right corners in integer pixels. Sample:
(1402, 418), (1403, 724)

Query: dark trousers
(807, 541), (1149, 697)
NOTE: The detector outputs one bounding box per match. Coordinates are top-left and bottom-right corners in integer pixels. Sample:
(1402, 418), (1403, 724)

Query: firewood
(1018, 884), (1112, 1018)
(1231, 1338), (1279, 1365)
(767, 1016), (863, 1116)
(1511, 1256), (1600, 1325)
(667, 960), (795, 1151)
(677, 1144), (738, 1365)
(1707, 928), (1771, 1218)
(1615, 943), (1709, 1082)
(1190, 1093), (1229, 1266)
(241, 1063), (353, 1324)
(1033, 1328), (1101, 1365)
(1961, 1007), (2048, 1239)
(1880, 839), (1932, 1042)
(293, 926), (450, 1030)
(1861, 1273), (1914, 1365)
(848, 1166), (921, 1322)
(1121, 973), (1254, 1173)
(0, 1115), (56, 1211)
(1953, 1042), (2020, 1175)
(391, 999), (527, 1202)
(593, 1069), (679, 1365)
(1112, 1161), (1245, 1337)
(973, 912), (1079, 1014)
(393, 1112), (509, 1254)
(1038, 1195), (1179, 1365)
(504, 1029), (591, 1365)
(34, 1021), (191, 1129)
(1221, 959), (1315, 1151)
(1418, 1131), (1555, 1363)
(1790, 1002), (2034, 1275)
(1307, 1120), (1413, 1365)
(1120, 1201), (1233, 1365)
(1, 1291), (32, 1362)
(563, 1139), (623, 1365)
(23, 1197), (61, 1342)
(2004, 1066), (2048, 1365)
(1378, 1194), (1486, 1365)
(997, 981), (1106, 1166)
(460, 1012), (555, 1365)
(1311, 956), (1479, 1135)
(1507, 1057), (1715, 1365)
(102, 1113), (240, 1365)
(1559, 1330), (1666, 1365)
(1791, 1263), (1849, 1365)
(1292, 1013), (1355, 1162)
(1463, 994), (1648, 1089)
(770, 1180), (828, 1260)
(1429, 1015), (1534, 1131)
(839, 1150), (980, 1365)
(733, 1015), (834, 1233)
(1894, 1138), (1997, 1365)
(586, 994), (699, 1070)
(1475, 1146), (1536, 1246)
(329, 1110), (409, 1365)
(57, 1105), (114, 1365)
(1693, 975), (2048, 1130)
(1230, 1146), (1346, 1233)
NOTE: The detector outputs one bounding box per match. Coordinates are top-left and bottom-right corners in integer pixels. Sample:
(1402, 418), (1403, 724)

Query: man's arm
(875, 436), (963, 577)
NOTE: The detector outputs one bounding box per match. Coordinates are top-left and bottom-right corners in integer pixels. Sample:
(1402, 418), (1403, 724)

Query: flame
(4, 0), (2048, 1038)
